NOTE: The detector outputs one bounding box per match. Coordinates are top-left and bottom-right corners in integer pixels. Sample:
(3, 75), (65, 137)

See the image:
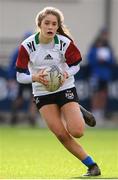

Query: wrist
(65, 71), (69, 79)
(32, 74), (36, 82)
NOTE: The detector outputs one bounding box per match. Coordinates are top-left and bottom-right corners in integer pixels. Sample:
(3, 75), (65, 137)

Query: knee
(68, 128), (84, 138)
(71, 131), (84, 138)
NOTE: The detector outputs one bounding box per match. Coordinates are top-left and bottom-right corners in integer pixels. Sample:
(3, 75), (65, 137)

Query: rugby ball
(43, 65), (64, 92)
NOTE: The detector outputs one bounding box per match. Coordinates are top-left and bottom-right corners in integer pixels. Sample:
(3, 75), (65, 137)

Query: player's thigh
(39, 104), (67, 135)
(61, 102), (85, 135)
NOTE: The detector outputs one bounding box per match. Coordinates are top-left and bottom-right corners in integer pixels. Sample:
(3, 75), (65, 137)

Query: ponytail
(57, 26), (73, 42)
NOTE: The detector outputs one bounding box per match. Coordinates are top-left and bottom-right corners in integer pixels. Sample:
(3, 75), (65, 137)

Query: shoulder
(55, 34), (72, 53)
(21, 34), (36, 53)
(56, 34), (71, 44)
(22, 34), (35, 45)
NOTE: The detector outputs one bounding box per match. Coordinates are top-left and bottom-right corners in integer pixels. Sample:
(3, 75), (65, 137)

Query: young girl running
(16, 7), (101, 176)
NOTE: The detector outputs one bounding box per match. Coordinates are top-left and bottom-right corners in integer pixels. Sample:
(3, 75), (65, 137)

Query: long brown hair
(35, 7), (73, 41)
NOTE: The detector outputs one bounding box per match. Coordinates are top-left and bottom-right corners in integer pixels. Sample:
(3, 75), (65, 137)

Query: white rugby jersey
(16, 33), (82, 96)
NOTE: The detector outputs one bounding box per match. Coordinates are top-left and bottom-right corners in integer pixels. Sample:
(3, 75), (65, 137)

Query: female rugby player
(16, 7), (101, 176)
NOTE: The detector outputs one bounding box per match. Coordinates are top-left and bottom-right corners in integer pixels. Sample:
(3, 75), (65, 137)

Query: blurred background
(0, 0), (118, 127)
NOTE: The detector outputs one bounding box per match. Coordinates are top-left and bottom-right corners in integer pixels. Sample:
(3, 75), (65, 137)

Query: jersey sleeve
(65, 42), (82, 66)
(16, 45), (30, 73)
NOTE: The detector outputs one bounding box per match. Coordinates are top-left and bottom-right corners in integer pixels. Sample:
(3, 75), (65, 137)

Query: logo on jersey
(60, 40), (66, 51)
(27, 41), (36, 53)
(44, 54), (53, 60)
(65, 90), (74, 99)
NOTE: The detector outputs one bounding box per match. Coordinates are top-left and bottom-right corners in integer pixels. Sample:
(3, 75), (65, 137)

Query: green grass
(0, 126), (118, 179)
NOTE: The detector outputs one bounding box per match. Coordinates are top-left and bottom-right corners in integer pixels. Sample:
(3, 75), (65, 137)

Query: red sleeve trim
(65, 42), (82, 65)
(16, 45), (29, 69)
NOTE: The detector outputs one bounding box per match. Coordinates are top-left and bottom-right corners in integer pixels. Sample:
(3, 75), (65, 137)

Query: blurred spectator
(7, 31), (37, 126)
(0, 66), (8, 124)
(87, 28), (116, 124)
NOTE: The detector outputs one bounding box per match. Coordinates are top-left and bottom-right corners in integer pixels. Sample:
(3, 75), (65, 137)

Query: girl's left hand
(60, 71), (69, 86)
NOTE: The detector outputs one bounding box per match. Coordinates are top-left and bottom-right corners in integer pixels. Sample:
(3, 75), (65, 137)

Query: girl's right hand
(32, 69), (48, 85)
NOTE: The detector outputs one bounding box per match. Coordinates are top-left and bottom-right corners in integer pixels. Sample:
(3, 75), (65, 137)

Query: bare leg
(39, 103), (101, 176)
(40, 104), (88, 161)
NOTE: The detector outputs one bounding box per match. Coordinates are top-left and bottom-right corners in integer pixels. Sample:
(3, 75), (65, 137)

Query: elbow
(16, 72), (23, 84)
(16, 75), (22, 83)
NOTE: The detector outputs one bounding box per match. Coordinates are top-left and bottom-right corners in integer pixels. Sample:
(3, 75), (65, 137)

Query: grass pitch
(0, 126), (118, 179)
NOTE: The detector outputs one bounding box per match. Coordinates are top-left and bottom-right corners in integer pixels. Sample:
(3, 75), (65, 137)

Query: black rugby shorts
(34, 87), (79, 110)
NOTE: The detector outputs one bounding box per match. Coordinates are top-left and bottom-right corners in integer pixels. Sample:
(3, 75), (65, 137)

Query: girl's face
(40, 14), (59, 41)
